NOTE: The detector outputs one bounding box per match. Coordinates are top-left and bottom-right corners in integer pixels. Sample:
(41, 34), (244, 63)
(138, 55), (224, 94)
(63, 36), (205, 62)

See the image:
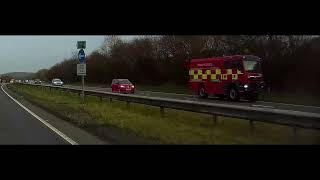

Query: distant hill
(1, 72), (35, 79)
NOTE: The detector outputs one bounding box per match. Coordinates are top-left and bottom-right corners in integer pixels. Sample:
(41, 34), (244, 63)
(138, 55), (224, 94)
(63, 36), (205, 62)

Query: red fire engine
(188, 55), (265, 101)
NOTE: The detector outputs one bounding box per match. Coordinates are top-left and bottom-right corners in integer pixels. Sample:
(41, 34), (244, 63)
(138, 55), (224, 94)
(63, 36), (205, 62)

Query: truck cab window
(243, 60), (261, 72)
(224, 60), (243, 70)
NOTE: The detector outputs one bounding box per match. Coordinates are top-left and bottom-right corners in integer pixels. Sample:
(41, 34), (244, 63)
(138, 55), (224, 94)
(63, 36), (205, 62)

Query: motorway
(2, 82), (317, 144)
(0, 84), (106, 145)
(61, 84), (320, 114)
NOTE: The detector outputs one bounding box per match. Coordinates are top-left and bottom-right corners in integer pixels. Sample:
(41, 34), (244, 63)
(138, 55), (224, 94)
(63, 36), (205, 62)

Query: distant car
(29, 80), (35, 84)
(111, 79), (135, 94)
(34, 79), (42, 84)
(52, 79), (64, 86)
(10, 79), (14, 83)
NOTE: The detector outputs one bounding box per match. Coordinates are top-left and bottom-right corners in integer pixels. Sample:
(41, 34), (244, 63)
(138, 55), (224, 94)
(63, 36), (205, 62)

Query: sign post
(77, 63), (86, 102)
(77, 41), (86, 103)
(82, 73), (84, 102)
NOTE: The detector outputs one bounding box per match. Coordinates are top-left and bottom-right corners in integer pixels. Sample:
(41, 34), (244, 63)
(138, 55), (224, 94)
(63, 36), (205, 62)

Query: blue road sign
(78, 49), (86, 63)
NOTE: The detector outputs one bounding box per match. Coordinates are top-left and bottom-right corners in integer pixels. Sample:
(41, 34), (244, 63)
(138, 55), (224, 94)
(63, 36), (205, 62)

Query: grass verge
(9, 84), (320, 144)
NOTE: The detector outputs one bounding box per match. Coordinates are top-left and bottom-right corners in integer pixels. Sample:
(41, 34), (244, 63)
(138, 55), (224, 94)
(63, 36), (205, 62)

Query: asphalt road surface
(0, 84), (106, 145)
(60, 84), (320, 114)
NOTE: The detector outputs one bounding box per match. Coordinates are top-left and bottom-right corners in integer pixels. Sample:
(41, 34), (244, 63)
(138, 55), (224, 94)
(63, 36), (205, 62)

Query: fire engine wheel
(228, 87), (239, 101)
(198, 86), (208, 98)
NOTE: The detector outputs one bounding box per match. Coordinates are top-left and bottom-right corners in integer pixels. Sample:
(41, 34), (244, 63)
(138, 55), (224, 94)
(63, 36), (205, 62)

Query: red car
(111, 79), (135, 94)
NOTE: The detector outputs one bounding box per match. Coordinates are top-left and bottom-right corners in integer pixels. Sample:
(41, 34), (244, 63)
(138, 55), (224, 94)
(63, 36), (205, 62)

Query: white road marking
(1, 85), (78, 145)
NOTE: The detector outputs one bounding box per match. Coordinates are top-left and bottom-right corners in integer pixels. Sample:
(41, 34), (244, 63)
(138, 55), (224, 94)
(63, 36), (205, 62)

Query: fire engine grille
(248, 76), (262, 81)
(249, 82), (258, 89)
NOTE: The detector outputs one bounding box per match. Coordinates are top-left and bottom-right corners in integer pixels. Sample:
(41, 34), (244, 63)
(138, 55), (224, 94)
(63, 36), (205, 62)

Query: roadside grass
(11, 84), (320, 144)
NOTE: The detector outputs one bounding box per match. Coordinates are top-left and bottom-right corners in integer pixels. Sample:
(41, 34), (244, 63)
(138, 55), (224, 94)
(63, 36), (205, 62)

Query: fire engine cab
(188, 55), (265, 101)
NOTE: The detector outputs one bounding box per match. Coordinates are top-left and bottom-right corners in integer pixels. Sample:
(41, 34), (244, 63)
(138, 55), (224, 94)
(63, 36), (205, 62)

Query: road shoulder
(2, 84), (107, 145)
(6, 84), (160, 144)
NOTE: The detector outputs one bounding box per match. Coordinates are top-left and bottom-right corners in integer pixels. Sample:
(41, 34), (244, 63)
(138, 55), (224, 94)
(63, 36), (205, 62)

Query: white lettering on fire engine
(197, 63), (212, 67)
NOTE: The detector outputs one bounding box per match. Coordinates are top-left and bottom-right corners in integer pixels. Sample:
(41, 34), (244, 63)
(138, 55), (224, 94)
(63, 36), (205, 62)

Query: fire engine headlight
(131, 85), (134, 88)
(244, 84), (249, 89)
(120, 85), (124, 88)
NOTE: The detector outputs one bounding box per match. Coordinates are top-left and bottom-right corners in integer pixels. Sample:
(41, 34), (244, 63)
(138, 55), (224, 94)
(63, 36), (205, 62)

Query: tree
(34, 69), (49, 81)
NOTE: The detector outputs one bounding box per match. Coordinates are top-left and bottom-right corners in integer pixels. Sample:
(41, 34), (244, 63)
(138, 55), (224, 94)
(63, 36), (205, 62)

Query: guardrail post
(160, 106), (164, 118)
(126, 101), (130, 110)
(109, 98), (112, 103)
(292, 127), (298, 144)
(249, 120), (255, 138)
(100, 96), (103, 101)
(212, 114), (218, 144)
(213, 115), (217, 126)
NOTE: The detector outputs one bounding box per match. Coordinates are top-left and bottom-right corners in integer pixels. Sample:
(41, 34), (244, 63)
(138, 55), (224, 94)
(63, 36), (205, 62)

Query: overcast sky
(0, 35), (137, 74)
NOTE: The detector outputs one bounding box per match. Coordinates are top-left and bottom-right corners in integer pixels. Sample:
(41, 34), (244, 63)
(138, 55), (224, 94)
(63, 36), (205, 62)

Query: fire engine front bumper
(238, 82), (265, 96)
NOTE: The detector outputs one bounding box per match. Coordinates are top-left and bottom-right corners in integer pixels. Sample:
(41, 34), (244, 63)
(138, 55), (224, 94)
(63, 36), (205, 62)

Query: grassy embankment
(10, 84), (320, 144)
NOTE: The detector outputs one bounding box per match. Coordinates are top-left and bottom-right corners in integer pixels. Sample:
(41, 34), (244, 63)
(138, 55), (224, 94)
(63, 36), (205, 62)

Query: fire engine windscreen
(243, 60), (261, 73)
